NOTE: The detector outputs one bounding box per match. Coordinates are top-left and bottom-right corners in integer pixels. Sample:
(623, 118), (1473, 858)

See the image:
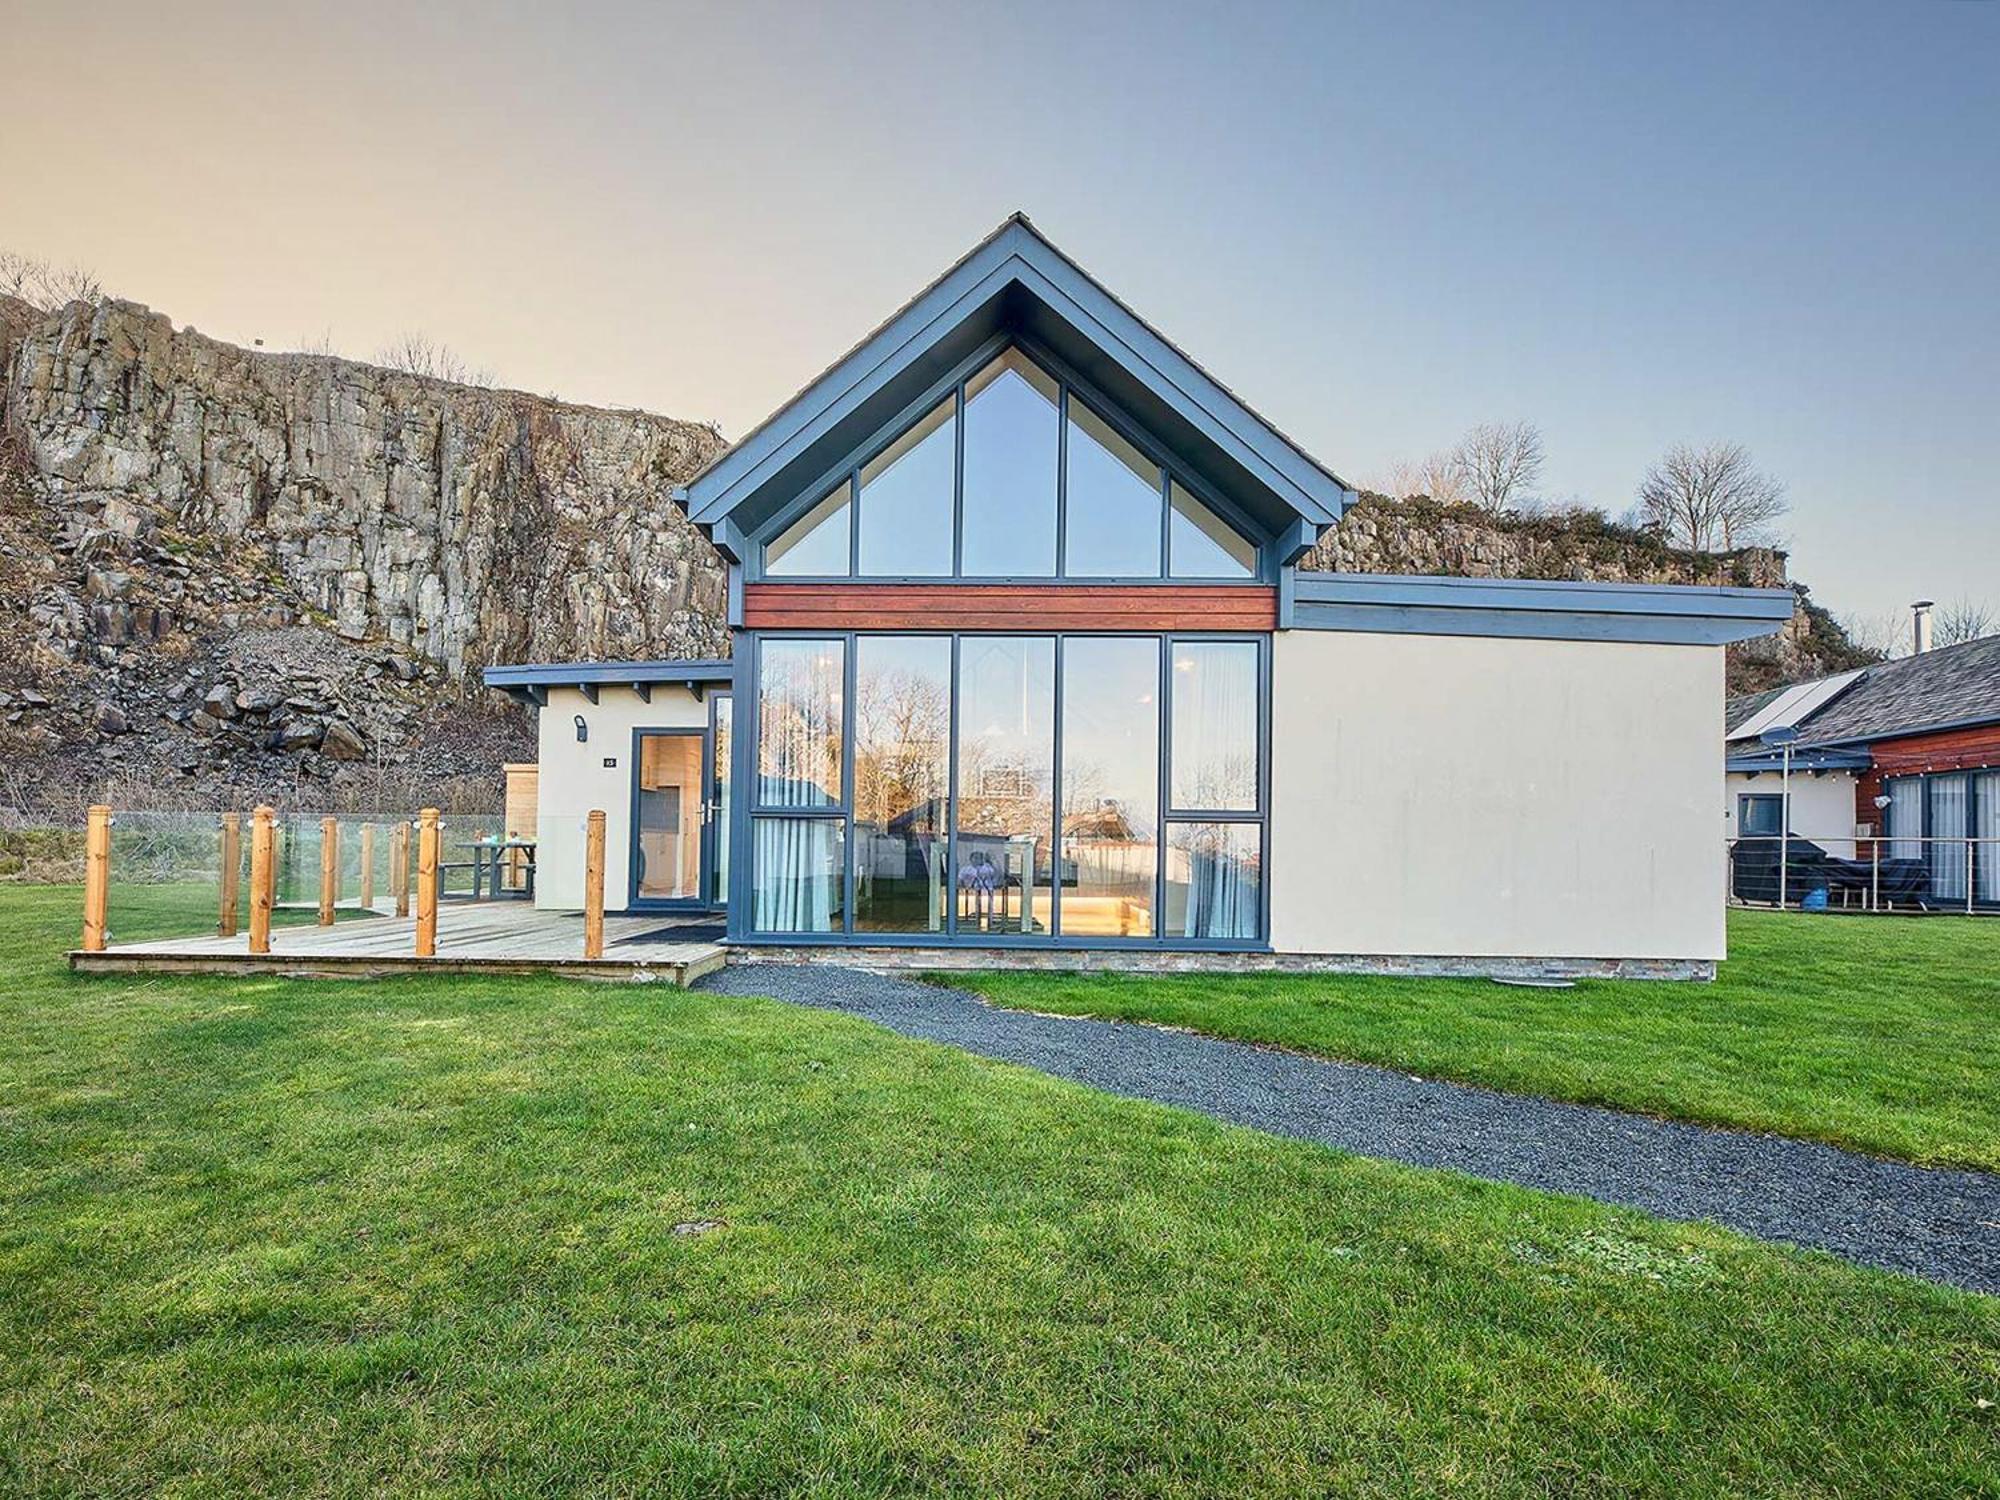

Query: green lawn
(2, 886), (1995, 1496)
(951, 910), (2000, 1171)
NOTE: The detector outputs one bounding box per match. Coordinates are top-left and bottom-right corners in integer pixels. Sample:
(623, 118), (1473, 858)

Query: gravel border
(698, 964), (2000, 1295)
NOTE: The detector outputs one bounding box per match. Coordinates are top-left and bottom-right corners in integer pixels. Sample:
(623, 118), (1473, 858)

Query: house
(1725, 610), (2000, 907)
(486, 215), (1793, 976)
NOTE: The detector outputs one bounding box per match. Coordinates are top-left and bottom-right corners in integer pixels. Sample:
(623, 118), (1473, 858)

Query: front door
(633, 729), (707, 906)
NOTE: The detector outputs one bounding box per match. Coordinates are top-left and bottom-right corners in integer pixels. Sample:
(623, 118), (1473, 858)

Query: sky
(3, 0), (1994, 631)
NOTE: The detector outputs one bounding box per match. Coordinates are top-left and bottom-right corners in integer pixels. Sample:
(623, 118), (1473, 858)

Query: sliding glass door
(745, 631), (1267, 945)
(634, 731), (704, 904)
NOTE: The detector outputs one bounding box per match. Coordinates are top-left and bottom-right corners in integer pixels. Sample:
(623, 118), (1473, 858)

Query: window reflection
(858, 396), (955, 576)
(1063, 403), (1164, 577)
(1169, 481), (1257, 579)
(1170, 641), (1258, 811)
(767, 482), (851, 577)
(955, 636), (1055, 933)
(961, 352), (1059, 577)
(853, 636), (951, 932)
(757, 639), (843, 808)
(1059, 637), (1159, 935)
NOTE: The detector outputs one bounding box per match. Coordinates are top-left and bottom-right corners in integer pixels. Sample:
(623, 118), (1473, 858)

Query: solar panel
(1727, 668), (1866, 742)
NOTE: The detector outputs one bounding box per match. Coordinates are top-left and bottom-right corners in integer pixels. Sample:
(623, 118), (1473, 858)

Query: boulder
(320, 719), (367, 760)
(203, 682), (238, 718)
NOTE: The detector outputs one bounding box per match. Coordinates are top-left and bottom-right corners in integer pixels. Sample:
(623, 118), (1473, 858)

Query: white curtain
(752, 818), (838, 932)
(1886, 777), (1923, 861)
(1978, 773), (1999, 904)
(1171, 642), (1258, 811)
(752, 640), (845, 932)
(1176, 824), (1260, 939)
(1930, 774), (1969, 901)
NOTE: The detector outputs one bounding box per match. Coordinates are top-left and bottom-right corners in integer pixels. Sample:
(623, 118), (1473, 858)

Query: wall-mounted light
(1873, 794), (1893, 810)
(573, 714), (588, 744)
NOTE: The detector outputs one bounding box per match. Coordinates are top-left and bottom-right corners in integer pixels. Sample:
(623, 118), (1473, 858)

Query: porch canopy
(483, 659), (734, 707)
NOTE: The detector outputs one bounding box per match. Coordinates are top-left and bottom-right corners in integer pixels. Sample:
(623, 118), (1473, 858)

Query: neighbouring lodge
(487, 216), (1792, 976)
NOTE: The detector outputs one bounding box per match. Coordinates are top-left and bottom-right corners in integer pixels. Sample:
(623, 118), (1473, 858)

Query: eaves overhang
(1289, 573), (1796, 646)
(482, 658), (735, 708)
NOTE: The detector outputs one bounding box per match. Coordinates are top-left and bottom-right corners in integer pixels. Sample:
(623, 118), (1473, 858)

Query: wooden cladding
(743, 583), (1277, 632)
(1855, 720), (2000, 827)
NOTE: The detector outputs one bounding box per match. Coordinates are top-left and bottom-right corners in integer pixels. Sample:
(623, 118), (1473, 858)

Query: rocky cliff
(0, 296), (729, 814)
(0, 293), (1867, 815)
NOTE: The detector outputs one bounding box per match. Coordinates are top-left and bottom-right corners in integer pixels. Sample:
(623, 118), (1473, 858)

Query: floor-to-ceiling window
(742, 631), (1267, 945)
(852, 636), (951, 932)
(751, 638), (846, 933)
(955, 636), (1056, 933)
(1059, 637), (1161, 936)
(1163, 641), (1262, 939)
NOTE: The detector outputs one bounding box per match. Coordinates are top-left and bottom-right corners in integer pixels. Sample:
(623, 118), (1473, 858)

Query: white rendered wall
(1724, 770), (1860, 857)
(531, 684), (709, 910)
(1269, 631), (1725, 961)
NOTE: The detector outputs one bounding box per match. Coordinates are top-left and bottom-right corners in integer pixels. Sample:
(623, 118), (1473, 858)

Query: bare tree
(0, 249), (103, 310)
(1838, 609), (1908, 660)
(1383, 450), (1471, 504)
(1934, 598), (2000, 648)
(1450, 421), (1545, 513)
(374, 332), (494, 387)
(1636, 441), (1788, 552)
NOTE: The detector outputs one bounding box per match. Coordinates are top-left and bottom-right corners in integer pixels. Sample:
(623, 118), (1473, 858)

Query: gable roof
(1724, 634), (2000, 751)
(679, 213), (1356, 559)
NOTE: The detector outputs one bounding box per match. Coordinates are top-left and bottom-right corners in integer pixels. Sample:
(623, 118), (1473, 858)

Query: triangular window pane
(1063, 401), (1162, 576)
(1168, 482), (1257, 578)
(858, 396), (956, 576)
(767, 482), (851, 576)
(961, 351), (1058, 577)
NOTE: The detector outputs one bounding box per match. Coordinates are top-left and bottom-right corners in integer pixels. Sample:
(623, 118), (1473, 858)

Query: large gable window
(759, 348), (1259, 581)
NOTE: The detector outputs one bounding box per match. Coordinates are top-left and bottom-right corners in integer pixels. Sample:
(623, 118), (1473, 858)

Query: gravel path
(699, 964), (2000, 1295)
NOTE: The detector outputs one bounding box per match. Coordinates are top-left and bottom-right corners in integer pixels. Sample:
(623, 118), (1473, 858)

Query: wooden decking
(70, 903), (728, 984)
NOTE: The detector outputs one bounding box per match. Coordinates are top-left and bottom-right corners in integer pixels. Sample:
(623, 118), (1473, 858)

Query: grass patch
(1, 886), (1995, 1495)
(949, 910), (2000, 1170)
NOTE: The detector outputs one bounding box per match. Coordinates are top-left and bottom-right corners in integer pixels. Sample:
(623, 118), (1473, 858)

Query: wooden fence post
(359, 824), (376, 910)
(249, 806), (275, 954)
(81, 804), (112, 952)
(583, 809), (606, 959)
(318, 816), (339, 926)
(415, 808), (440, 957)
(218, 812), (241, 937)
(392, 821), (411, 917)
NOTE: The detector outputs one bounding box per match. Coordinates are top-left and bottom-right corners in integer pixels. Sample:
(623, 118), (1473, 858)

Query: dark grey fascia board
(482, 659), (735, 705)
(682, 218), (1351, 534)
(1724, 749), (1871, 773)
(1289, 573), (1794, 646)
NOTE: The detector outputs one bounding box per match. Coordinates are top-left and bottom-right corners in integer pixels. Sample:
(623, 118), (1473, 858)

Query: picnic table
(440, 836), (537, 901)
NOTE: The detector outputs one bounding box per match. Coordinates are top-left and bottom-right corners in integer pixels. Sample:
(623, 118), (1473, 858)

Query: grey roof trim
(482, 660), (734, 704)
(1725, 748), (1871, 773)
(483, 659), (734, 687)
(681, 214), (1352, 535)
(1289, 573), (1795, 645)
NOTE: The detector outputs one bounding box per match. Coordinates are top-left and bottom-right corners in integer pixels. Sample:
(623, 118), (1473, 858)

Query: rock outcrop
(1304, 495), (1873, 693)
(0, 296), (729, 812)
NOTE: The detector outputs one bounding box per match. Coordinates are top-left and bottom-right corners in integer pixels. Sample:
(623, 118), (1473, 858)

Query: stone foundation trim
(725, 947), (1717, 982)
